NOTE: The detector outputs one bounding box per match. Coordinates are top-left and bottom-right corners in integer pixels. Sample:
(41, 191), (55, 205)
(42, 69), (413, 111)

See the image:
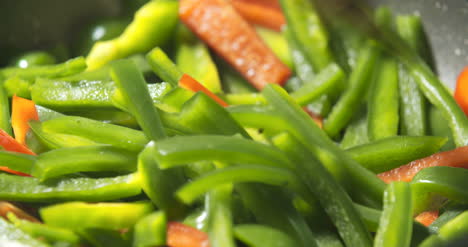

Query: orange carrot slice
(378, 146), (468, 183)
(167, 222), (210, 247)
(0, 167), (31, 177)
(415, 210), (439, 227)
(179, 0), (291, 90)
(454, 66), (468, 116)
(230, 0), (286, 31)
(11, 95), (39, 145)
(179, 74), (229, 107)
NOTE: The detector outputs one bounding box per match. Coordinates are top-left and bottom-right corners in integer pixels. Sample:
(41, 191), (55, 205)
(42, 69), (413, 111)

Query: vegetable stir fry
(0, 0), (467, 246)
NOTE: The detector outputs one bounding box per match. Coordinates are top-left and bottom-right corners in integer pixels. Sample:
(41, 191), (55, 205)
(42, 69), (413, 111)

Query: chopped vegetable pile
(0, 0), (468, 246)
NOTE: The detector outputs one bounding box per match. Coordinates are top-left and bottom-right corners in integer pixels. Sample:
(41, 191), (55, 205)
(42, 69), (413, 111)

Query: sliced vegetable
(180, 0), (291, 90)
(86, 0), (179, 70)
(0, 129), (35, 155)
(40, 201), (153, 230)
(234, 224), (297, 247)
(11, 95), (39, 145)
(0, 217), (49, 247)
(346, 136), (446, 173)
(167, 222), (209, 247)
(378, 145), (468, 183)
(133, 211), (167, 247)
(374, 182), (413, 247)
(454, 66), (468, 116)
(179, 74), (228, 107)
(230, 0), (286, 31)
(0, 173), (141, 202)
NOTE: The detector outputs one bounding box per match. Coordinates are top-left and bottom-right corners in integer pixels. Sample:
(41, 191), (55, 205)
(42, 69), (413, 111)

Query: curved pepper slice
(411, 166), (468, 214)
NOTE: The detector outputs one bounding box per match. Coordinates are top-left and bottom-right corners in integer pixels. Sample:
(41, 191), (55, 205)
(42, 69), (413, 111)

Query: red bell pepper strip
(378, 146), (468, 183)
(454, 66), (468, 116)
(167, 222), (210, 247)
(0, 129), (35, 156)
(179, 0), (291, 90)
(0, 167), (31, 177)
(415, 210), (439, 227)
(230, 0), (286, 31)
(179, 74), (229, 107)
(11, 95), (39, 145)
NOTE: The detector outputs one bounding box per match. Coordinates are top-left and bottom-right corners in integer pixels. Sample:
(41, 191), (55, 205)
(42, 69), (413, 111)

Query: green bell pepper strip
(133, 211), (166, 247)
(437, 211), (468, 243)
(35, 105), (64, 121)
(175, 25), (222, 93)
(234, 224), (298, 247)
(31, 79), (172, 111)
(428, 204), (467, 234)
(0, 151), (36, 174)
(283, 26), (332, 117)
(34, 116), (148, 152)
(206, 184), (236, 247)
(403, 55), (468, 147)
(151, 135), (293, 170)
(40, 201), (153, 231)
(7, 213), (80, 245)
(79, 228), (131, 247)
(111, 59), (166, 141)
(398, 64), (427, 136)
(354, 203), (381, 232)
(156, 87), (194, 113)
(69, 109), (139, 129)
(411, 167), (468, 215)
(29, 120), (99, 149)
(272, 132), (373, 247)
(176, 164), (302, 204)
(346, 136), (447, 173)
(324, 42), (381, 138)
(290, 63), (345, 106)
(396, 15), (430, 137)
(4, 77), (35, 98)
(396, 15), (434, 67)
(10, 51), (56, 68)
(340, 106), (369, 149)
(256, 27), (294, 69)
(86, 0), (179, 70)
(261, 84), (385, 207)
(279, 0), (333, 71)
(32, 145), (137, 181)
(421, 211), (468, 246)
(429, 106), (455, 151)
(138, 141), (186, 219)
(0, 173), (141, 202)
(146, 47), (183, 87)
(0, 86), (11, 135)
(237, 184), (318, 247)
(219, 63), (256, 94)
(0, 217), (49, 247)
(159, 93), (249, 137)
(367, 56), (399, 141)
(374, 182), (413, 247)
(0, 57), (86, 82)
